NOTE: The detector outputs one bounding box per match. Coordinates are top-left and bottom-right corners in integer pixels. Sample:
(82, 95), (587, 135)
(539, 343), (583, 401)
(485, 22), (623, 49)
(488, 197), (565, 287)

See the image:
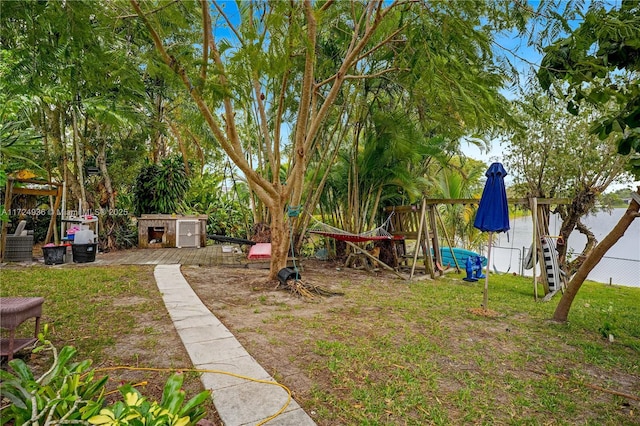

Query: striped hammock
(308, 215), (402, 243)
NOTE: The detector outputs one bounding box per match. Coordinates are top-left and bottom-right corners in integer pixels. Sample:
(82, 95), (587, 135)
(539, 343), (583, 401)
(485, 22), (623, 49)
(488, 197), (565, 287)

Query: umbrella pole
(483, 232), (492, 310)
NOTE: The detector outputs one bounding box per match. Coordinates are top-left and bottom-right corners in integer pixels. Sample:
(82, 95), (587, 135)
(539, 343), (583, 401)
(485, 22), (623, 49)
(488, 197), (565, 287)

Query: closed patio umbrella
(474, 162), (510, 310)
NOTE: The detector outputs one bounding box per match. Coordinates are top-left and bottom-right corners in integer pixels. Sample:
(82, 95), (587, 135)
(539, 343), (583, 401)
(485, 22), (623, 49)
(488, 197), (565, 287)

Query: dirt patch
(181, 261), (379, 403)
(468, 307), (504, 317)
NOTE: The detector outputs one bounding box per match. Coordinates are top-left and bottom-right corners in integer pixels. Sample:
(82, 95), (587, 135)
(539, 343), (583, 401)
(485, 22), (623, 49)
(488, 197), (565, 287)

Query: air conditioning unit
(176, 220), (200, 248)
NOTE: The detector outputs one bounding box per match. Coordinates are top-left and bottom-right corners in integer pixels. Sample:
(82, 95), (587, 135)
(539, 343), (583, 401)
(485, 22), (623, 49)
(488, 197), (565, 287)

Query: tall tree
(505, 92), (630, 275)
(130, 0), (526, 279)
(0, 0), (151, 213)
(536, 0), (640, 321)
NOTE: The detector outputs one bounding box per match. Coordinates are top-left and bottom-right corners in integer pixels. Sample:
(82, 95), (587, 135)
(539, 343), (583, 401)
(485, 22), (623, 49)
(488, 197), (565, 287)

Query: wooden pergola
(1, 177), (63, 261)
(385, 197), (572, 298)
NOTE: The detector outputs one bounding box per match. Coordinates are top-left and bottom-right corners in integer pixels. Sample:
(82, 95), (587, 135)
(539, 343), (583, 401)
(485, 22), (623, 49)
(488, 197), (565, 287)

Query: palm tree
(429, 156), (487, 250)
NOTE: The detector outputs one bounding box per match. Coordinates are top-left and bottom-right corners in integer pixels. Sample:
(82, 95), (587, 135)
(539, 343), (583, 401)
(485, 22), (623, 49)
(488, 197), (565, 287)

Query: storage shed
(137, 214), (208, 248)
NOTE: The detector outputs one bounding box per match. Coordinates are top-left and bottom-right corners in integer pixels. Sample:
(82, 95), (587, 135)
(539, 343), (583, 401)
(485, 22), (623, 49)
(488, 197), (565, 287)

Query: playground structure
(381, 197), (571, 299)
(309, 196), (570, 296)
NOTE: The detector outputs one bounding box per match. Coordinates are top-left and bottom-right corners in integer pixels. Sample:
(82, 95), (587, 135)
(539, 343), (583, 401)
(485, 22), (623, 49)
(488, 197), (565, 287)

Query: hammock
(308, 214), (403, 243)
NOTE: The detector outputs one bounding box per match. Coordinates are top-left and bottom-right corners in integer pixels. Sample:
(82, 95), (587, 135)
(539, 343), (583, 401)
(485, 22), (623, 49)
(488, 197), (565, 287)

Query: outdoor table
(0, 297), (44, 361)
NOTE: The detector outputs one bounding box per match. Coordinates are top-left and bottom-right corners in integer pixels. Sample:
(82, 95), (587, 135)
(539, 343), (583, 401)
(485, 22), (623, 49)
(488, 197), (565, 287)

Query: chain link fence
(587, 256), (639, 287)
(490, 246), (639, 288)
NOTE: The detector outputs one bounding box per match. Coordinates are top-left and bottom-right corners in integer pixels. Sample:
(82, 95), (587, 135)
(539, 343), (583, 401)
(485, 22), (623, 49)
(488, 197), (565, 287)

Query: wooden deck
(5, 244), (295, 269)
(93, 245), (252, 267)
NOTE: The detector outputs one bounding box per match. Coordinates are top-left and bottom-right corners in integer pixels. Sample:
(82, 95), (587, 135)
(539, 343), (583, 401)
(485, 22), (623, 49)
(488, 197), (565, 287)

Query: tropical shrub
(133, 156), (190, 216)
(0, 341), (107, 424)
(182, 173), (252, 239)
(0, 337), (210, 426)
(88, 374), (209, 426)
(101, 212), (138, 252)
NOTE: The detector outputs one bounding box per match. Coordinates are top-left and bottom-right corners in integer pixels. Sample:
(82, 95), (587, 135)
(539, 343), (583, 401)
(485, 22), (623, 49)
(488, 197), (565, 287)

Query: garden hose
(93, 365), (292, 426)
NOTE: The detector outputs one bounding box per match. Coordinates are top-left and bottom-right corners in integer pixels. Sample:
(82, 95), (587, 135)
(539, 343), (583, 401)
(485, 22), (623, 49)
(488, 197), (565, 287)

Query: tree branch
(357, 25), (407, 62)
(130, 0), (277, 202)
(117, 0), (180, 19)
(286, 0), (317, 204)
(200, 0), (210, 84)
(212, 0), (245, 46)
(344, 67), (409, 80)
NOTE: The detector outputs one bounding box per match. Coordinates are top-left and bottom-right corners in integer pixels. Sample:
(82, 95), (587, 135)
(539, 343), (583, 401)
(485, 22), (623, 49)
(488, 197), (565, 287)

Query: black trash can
(277, 267), (301, 285)
(42, 246), (66, 265)
(72, 243), (97, 263)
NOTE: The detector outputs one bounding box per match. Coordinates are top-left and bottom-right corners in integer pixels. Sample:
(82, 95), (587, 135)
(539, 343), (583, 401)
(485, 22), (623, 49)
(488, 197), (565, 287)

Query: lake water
(487, 208), (640, 287)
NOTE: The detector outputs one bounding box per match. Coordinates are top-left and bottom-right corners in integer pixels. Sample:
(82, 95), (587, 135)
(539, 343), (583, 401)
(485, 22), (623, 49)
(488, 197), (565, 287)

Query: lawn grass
(2, 264), (638, 425)
(0, 265), (156, 359)
(295, 273), (640, 425)
(0, 265), (220, 424)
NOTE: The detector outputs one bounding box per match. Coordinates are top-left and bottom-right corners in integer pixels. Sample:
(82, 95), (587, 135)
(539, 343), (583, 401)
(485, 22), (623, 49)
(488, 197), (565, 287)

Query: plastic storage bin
(42, 245), (66, 265)
(72, 243), (97, 263)
(73, 230), (95, 245)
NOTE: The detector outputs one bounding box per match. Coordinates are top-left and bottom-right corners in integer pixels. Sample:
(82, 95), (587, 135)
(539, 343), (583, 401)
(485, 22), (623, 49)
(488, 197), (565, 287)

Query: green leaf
(7, 358), (34, 383)
(617, 137), (632, 155)
(80, 399), (104, 420)
(611, 119), (624, 133)
(599, 126), (610, 140)
(0, 368), (18, 382)
(160, 373), (184, 413)
(165, 389), (185, 415)
(81, 375), (109, 399)
(41, 346), (77, 385)
(0, 383), (30, 410)
(179, 390), (211, 417)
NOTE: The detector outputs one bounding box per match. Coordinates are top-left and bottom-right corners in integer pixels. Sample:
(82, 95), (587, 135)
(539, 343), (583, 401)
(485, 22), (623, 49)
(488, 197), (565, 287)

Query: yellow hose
(93, 365), (292, 426)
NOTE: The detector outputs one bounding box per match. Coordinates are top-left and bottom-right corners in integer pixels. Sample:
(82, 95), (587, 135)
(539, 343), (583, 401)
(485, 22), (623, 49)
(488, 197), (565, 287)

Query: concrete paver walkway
(153, 264), (316, 426)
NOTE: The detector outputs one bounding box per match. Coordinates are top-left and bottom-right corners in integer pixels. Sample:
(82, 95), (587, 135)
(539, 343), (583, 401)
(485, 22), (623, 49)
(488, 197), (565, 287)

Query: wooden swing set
(381, 197), (571, 299)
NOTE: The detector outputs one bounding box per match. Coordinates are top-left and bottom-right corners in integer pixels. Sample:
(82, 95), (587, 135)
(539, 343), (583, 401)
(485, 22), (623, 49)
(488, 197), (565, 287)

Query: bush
(0, 336), (210, 426)
(100, 213), (138, 252)
(133, 156), (190, 216)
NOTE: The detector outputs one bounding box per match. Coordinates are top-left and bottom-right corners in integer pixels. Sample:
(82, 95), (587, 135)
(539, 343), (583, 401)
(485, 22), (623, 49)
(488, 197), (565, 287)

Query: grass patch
(250, 271), (640, 425)
(4, 263), (639, 425)
(0, 264), (220, 424)
(0, 266), (156, 359)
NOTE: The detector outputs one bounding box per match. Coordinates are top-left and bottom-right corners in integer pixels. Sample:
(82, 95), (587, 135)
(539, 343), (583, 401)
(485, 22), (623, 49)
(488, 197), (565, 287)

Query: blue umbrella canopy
(474, 162), (510, 233)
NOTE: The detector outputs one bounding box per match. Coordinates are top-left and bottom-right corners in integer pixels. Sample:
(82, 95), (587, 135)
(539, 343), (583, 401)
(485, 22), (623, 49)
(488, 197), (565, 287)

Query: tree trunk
(294, 118), (345, 253)
(71, 105), (88, 213)
(556, 188), (597, 267)
(168, 120), (191, 176)
(97, 141), (116, 210)
(152, 93), (165, 163)
(553, 189), (640, 322)
(565, 219), (597, 274)
(269, 205), (289, 279)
